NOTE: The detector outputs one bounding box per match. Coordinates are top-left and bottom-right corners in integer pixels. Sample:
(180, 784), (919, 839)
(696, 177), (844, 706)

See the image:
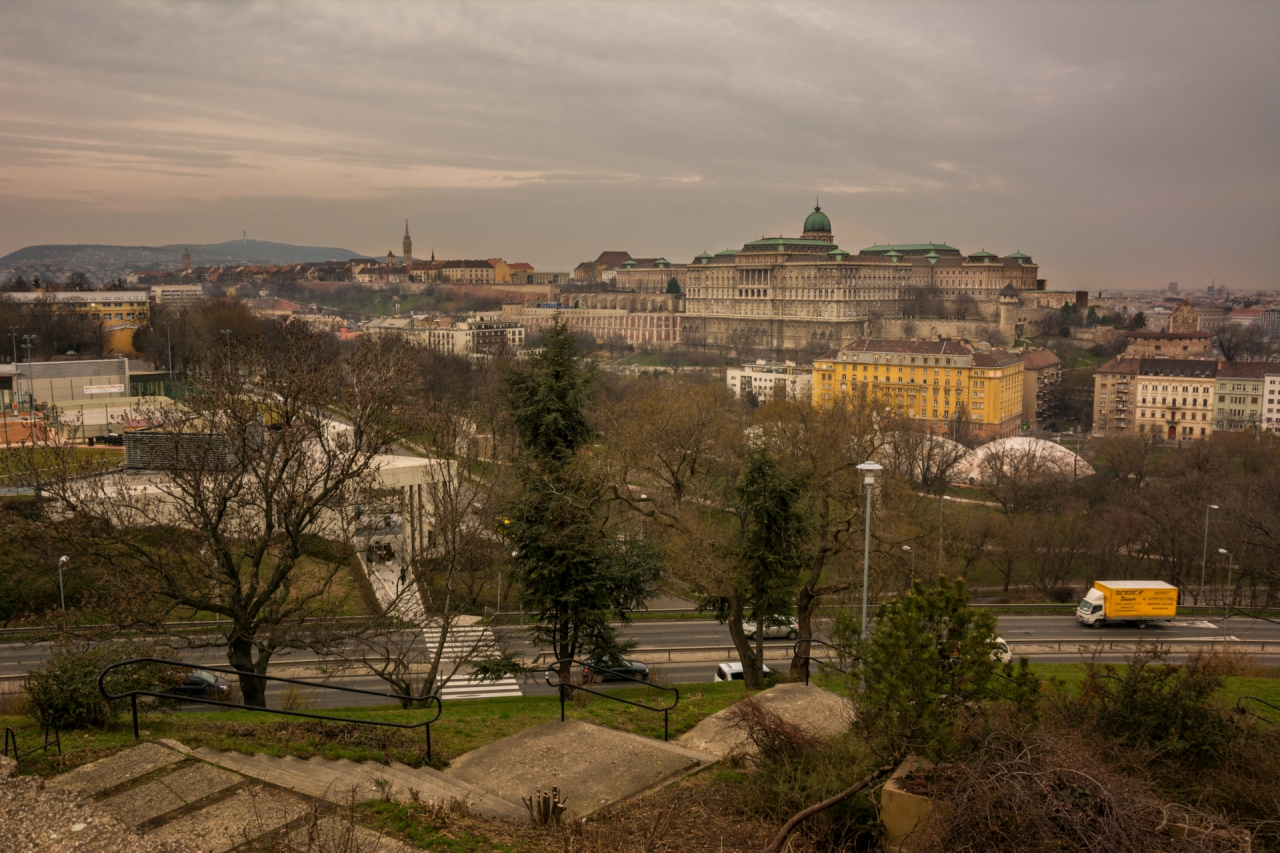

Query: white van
(714, 662), (773, 682)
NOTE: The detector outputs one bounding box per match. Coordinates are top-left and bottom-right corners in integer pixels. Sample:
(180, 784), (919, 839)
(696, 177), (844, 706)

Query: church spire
(402, 220), (413, 265)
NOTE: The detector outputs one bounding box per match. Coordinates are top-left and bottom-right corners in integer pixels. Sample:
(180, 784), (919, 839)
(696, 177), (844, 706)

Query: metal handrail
(3, 719), (61, 771)
(98, 658), (444, 761)
(543, 658), (680, 741)
(791, 639), (859, 686)
(1236, 695), (1280, 727)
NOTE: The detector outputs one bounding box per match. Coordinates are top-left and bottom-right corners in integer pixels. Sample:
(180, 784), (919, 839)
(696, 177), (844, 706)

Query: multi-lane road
(2, 613), (1276, 710)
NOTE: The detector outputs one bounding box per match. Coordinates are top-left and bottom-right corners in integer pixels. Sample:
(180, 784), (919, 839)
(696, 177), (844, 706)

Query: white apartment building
(423, 315), (524, 355)
(149, 284), (204, 304)
(726, 361), (813, 403)
(1264, 368), (1280, 433)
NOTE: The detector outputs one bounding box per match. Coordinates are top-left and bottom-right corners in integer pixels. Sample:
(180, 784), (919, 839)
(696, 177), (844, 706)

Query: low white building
(149, 284), (204, 304)
(726, 361), (813, 403)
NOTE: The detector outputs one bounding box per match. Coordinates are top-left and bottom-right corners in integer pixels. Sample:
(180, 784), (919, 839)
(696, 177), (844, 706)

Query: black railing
(1237, 695), (1280, 727)
(544, 659), (679, 741)
(98, 658), (444, 760)
(791, 639), (858, 686)
(3, 719), (61, 771)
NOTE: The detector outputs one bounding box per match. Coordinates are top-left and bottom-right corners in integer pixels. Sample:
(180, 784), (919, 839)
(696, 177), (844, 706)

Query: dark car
(169, 669), (233, 701)
(582, 657), (649, 682)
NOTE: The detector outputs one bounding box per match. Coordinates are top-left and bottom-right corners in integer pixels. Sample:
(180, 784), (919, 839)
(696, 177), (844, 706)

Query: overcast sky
(1, 1), (1277, 292)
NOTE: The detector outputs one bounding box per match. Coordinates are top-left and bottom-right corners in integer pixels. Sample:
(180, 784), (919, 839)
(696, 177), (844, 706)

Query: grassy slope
(0, 680), (754, 777)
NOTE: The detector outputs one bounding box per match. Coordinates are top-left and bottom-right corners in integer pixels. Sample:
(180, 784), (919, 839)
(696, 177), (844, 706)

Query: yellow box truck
(1076, 580), (1178, 628)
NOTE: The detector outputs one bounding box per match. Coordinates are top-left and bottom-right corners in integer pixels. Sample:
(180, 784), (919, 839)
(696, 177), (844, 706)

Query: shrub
(724, 696), (818, 764)
(853, 576), (1039, 760)
(25, 639), (180, 729)
(1059, 645), (1239, 764)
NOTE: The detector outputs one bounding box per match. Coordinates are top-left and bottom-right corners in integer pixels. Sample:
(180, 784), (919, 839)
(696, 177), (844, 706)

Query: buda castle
(681, 205), (1043, 353)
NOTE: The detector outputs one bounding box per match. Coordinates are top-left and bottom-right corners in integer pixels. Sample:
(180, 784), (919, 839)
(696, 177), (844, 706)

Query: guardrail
(98, 658), (444, 761)
(543, 658), (680, 741)
(3, 719), (60, 771)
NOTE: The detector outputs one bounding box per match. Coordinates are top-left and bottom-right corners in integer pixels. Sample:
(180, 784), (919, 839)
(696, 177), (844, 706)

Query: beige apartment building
(1215, 362), (1266, 432)
(1093, 357), (1218, 440)
(1123, 331), (1212, 358)
(613, 258), (689, 293)
(1020, 348), (1062, 428)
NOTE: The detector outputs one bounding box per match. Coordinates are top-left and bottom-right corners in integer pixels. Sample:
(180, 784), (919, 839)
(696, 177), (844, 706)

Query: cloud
(0, 1), (1276, 291)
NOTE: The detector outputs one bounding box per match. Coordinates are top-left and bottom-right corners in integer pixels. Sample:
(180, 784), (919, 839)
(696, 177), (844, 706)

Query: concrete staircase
(191, 745), (525, 819)
(37, 738), (516, 852)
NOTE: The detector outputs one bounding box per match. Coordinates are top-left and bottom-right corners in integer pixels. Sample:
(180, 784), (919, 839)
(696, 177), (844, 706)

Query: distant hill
(0, 240), (364, 285)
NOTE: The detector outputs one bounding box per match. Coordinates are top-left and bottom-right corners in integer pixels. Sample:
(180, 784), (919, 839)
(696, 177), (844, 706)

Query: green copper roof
(803, 204), (831, 234)
(1006, 251), (1030, 259)
(828, 247), (849, 259)
(694, 252), (714, 264)
(924, 250), (940, 265)
(861, 243), (959, 253)
(968, 249), (997, 259)
(715, 249), (739, 257)
(742, 237), (837, 249)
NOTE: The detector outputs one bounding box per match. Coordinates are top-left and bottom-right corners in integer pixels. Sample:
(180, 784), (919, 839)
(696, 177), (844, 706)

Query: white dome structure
(955, 436), (1093, 485)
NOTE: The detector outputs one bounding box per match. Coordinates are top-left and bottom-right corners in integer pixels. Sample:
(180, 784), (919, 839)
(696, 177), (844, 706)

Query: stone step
(99, 762), (242, 828)
(444, 718), (713, 819)
(288, 815), (418, 853)
(194, 748), (376, 804)
(147, 786), (311, 853)
(47, 741), (186, 797)
(388, 760), (527, 821)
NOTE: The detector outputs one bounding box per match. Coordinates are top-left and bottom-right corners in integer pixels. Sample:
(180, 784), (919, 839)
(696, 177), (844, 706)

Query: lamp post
(902, 545), (915, 585)
(21, 335), (36, 413)
(938, 494), (954, 572)
(856, 461), (883, 640)
(1199, 504), (1219, 604)
(57, 555), (68, 616)
(164, 323), (173, 382)
(1217, 548), (1233, 620)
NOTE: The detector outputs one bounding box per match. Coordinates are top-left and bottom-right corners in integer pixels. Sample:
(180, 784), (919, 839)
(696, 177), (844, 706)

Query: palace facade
(681, 205), (1041, 353)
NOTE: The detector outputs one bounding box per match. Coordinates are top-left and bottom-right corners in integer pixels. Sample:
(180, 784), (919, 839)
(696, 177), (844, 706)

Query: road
(2, 614), (1276, 710)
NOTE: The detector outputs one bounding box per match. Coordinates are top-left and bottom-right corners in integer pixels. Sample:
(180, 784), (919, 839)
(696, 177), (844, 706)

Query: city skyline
(2, 2), (1278, 292)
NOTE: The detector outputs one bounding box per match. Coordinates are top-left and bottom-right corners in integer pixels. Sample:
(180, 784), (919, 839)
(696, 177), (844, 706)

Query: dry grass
(0, 684), (29, 717)
(277, 684), (319, 712)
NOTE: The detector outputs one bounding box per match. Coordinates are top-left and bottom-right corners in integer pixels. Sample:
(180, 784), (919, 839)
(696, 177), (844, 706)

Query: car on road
(742, 618), (799, 640)
(994, 637), (1012, 664)
(714, 662), (774, 682)
(582, 657), (649, 682)
(170, 669), (233, 701)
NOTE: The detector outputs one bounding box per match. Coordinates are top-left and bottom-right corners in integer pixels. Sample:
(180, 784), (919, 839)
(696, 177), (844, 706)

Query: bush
(1058, 645), (1239, 764)
(25, 639), (181, 729)
(736, 733), (880, 850)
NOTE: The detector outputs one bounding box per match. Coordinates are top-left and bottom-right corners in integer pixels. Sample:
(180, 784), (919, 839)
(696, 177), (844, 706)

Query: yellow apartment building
(812, 339), (1024, 439)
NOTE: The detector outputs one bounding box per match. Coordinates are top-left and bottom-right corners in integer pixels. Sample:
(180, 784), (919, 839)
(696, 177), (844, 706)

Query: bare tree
(1213, 323), (1268, 362)
(20, 321), (413, 706)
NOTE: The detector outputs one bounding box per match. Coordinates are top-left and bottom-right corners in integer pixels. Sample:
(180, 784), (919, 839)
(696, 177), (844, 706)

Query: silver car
(742, 618), (798, 640)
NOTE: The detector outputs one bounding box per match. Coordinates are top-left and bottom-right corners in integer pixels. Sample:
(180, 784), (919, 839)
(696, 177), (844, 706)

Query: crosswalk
(437, 674), (523, 700)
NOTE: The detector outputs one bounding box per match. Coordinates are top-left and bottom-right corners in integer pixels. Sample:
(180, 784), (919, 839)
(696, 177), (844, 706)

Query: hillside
(0, 240), (364, 286)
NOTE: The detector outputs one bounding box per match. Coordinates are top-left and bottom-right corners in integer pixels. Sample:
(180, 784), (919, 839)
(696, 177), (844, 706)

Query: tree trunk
(227, 636), (269, 707)
(790, 581), (817, 680)
(725, 593), (761, 690)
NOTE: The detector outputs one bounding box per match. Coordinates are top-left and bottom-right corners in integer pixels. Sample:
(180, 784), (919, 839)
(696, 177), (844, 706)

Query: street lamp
(57, 555), (68, 615)
(1199, 505), (1219, 604)
(938, 495), (954, 572)
(856, 461), (883, 640)
(164, 323), (174, 382)
(1217, 548), (1234, 618)
(902, 545), (915, 585)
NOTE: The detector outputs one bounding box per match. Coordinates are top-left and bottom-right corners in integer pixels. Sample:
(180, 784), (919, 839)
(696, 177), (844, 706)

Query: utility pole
(1218, 548), (1234, 620)
(21, 335), (36, 415)
(58, 556), (68, 628)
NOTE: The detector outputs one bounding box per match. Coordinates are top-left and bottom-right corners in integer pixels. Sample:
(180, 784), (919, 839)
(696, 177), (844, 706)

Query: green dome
(803, 205), (831, 234)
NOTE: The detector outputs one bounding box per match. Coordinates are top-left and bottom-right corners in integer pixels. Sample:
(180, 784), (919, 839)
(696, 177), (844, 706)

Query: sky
(1, 1), (1277, 292)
